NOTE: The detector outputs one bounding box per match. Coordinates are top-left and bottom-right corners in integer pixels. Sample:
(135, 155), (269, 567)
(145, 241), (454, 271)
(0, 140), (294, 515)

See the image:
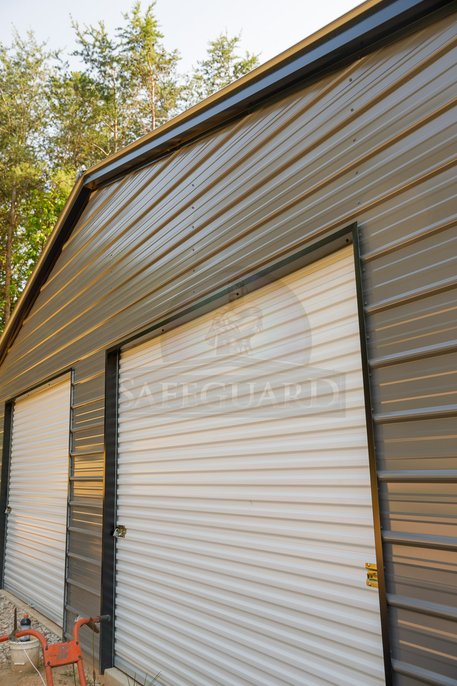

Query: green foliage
(182, 33), (259, 109)
(49, 67), (112, 172)
(14, 170), (74, 291)
(119, 2), (181, 134)
(0, 2), (260, 334)
(71, 18), (129, 154)
(70, 1), (181, 152)
(0, 32), (52, 328)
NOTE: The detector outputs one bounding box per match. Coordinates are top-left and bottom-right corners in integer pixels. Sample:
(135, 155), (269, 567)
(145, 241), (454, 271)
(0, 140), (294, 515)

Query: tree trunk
(4, 183), (17, 326)
(152, 78), (156, 131)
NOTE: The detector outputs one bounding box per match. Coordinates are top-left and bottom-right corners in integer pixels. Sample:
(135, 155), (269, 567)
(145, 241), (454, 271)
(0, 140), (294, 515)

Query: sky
(0, 0), (364, 72)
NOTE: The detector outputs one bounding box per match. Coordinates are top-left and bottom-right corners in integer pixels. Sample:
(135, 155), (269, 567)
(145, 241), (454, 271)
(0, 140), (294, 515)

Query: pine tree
(119, 1), (181, 134)
(71, 19), (127, 154)
(182, 33), (259, 109)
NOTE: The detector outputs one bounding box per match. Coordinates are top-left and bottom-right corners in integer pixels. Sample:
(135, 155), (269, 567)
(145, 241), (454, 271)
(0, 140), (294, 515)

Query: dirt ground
(0, 663), (100, 686)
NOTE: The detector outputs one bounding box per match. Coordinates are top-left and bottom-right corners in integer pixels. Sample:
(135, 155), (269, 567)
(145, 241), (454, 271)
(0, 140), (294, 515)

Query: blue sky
(0, 0), (363, 72)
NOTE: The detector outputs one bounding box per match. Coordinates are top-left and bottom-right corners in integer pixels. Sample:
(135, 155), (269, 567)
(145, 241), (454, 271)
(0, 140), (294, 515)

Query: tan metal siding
(0, 9), (455, 682)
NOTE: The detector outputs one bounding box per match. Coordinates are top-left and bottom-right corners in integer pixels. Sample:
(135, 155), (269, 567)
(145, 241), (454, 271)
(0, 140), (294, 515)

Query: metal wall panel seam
(369, 340), (457, 368)
(382, 531), (457, 550)
(67, 552), (102, 566)
(363, 217), (457, 261)
(365, 274), (457, 313)
(387, 594), (457, 621)
(63, 369), (75, 638)
(66, 578), (100, 596)
(373, 405), (457, 421)
(72, 396), (105, 410)
(378, 469), (457, 482)
(391, 659), (457, 686)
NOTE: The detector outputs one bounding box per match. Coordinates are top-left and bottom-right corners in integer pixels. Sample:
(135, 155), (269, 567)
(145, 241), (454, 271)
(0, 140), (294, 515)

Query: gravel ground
(0, 592), (61, 667)
(0, 592), (102, 685)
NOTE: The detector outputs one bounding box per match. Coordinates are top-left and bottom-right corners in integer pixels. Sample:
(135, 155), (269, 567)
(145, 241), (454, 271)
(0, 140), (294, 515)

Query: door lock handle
(365, 562), (378, 588)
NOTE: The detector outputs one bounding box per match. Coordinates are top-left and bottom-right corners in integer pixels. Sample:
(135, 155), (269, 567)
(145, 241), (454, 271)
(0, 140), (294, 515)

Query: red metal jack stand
(0, 614), (110, 686)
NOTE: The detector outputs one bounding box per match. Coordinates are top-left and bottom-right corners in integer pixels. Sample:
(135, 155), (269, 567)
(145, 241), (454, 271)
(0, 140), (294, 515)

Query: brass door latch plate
(365, 562), (378, 588)
(113, 525), (127, 538)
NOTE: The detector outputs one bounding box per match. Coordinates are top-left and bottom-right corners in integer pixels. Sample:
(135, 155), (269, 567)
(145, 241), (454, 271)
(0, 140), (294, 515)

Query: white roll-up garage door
(115, 246), (385, 686)
(4, 375), (71, 627)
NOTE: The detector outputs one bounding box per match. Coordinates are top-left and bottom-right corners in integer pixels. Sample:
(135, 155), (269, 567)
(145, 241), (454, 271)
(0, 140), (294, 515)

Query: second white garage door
(115, 246), (385, 686)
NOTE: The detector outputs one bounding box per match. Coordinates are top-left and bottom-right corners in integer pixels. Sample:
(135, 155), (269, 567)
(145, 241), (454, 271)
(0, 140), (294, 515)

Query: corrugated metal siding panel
(116, 247), (385, 686)
(0, 9), (454, 679)
(65, 352), (104, 653)
(4, 377), (71, 626)
(0, 78), (455, 386)
(0, 33), (452, 382)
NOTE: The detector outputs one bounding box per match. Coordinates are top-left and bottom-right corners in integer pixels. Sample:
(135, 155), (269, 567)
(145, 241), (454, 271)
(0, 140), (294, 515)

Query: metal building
(0, 1), (456, 684)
